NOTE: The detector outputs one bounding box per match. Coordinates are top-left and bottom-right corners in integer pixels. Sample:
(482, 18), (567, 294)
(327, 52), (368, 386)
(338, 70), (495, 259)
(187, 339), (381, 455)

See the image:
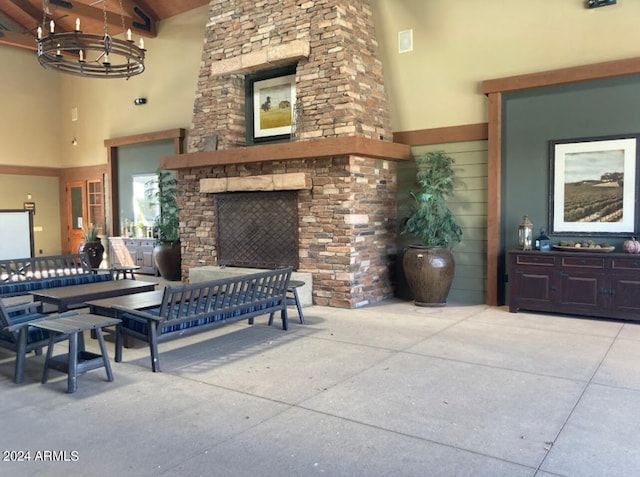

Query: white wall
(0, 6), (209, 170)
(3, 2), (640, 168)
(58, 5), (208, 168)
(0, 47), (61, 167)
(370, 0), (640, 131)
(0, 175), (61, 255)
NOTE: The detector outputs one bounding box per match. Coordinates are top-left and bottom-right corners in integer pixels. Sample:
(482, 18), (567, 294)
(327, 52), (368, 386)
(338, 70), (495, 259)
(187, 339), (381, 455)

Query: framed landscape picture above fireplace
(246, 66), (296, 145)
(550, 135), (639, 235)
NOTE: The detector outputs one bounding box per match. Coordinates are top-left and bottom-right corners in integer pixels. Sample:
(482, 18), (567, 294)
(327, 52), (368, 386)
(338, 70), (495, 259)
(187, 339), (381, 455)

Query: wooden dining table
(30, 279), (157, 313)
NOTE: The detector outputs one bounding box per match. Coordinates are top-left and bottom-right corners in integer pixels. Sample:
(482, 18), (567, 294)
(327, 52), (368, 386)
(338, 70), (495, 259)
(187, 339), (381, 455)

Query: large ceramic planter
(78, 239), (105, 269)
(153, 241), (181, 281)
(402, 245), (455, 306)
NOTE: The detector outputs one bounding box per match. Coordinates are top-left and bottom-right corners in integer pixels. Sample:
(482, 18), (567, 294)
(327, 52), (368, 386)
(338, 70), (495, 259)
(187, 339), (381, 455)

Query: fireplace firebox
(215, 191), (298, 269)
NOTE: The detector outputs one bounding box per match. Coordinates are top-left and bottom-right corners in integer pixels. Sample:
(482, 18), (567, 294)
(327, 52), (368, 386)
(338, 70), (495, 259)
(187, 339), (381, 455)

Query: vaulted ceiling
(0, 0), (209, 51)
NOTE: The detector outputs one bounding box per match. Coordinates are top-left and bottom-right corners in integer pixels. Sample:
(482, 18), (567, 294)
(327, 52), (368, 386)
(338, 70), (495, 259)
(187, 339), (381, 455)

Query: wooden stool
(286, 280), (305, 324)
(269, 280), (305, 326)
(112, 265), (141, 280)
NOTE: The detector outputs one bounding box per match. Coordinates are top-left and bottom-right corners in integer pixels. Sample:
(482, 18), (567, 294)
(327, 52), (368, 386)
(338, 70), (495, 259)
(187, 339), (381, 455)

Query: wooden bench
(113, 268), (292, 372)
(0, 253), (113, 298)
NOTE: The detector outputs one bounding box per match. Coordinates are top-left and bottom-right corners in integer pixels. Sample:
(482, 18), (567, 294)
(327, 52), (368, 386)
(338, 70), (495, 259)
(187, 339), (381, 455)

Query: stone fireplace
(161, 0), (411, 308)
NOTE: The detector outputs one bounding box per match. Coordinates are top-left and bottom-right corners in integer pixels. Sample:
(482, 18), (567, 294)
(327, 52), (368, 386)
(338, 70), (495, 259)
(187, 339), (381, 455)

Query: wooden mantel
(159, 136), (411, 170)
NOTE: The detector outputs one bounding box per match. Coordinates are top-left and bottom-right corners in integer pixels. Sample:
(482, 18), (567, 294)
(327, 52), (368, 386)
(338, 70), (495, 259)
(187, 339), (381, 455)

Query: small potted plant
(401, 151), (463, 306)
(78, 223), (105, 268)
(146, 169), (181, 280)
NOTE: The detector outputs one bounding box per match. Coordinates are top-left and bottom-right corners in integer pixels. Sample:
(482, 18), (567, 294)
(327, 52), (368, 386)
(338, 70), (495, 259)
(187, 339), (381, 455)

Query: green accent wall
(502, 74), (640, 302)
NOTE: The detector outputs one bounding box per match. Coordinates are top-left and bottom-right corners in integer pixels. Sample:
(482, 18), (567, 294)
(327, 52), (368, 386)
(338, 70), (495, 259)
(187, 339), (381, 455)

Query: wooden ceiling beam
(0, 29), (37, 51)
(9, 0), (41, 19)
(105, 0), (158, 37)
(0, 0), (211, 52)
(39, 1), (157, 37)
(2, 0), (40, 35)
(121, 0), (158, 21)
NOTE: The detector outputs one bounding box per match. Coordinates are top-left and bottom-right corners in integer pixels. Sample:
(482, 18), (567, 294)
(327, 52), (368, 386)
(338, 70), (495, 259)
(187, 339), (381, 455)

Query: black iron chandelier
(37, 0), (145, 79)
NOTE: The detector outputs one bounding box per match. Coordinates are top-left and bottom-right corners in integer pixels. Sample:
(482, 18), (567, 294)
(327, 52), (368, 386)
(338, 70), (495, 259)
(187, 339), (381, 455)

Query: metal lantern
(535, 228), (551, 251)
(518, 215), (534, 251)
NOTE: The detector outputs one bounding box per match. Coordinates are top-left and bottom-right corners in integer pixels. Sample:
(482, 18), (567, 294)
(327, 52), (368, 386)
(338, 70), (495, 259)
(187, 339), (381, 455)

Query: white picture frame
(550, 136), (638, 234)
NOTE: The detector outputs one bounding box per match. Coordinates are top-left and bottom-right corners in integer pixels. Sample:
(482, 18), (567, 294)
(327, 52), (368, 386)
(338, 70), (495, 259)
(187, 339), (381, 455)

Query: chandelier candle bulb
(103, 53), (109, 64)
(79, 50), (84, 62)
(50, 20), (54, 33)
(37, 27), (42, 39)
(75, 18), (80, 31)
(139, 38), (144, 49)
(127, 29), (132, 41)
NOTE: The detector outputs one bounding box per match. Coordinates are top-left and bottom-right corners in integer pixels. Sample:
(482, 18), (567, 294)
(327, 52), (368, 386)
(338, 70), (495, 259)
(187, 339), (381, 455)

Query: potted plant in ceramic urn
(78, 223), (105, 269)
(401, 151), (463, 306)
(147, 169), (181, 281)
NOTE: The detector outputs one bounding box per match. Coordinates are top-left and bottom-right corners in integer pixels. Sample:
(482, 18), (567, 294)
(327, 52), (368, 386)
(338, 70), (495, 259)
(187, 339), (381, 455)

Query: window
(87, 179), (104, 232)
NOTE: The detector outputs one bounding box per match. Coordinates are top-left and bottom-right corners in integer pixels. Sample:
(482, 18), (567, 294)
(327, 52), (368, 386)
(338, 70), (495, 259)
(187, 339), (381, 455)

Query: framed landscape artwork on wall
(247, 73), (295, 144)
(550, 135), (639, 235)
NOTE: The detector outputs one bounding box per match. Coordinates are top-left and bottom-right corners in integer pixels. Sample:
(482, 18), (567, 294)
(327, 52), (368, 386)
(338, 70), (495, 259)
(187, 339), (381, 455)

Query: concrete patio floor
(1, 297), (639, 476)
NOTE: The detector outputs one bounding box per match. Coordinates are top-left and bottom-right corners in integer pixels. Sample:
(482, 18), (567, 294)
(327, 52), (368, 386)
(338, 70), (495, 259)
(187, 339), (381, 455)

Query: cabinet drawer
(514, 254), (555, 267)
(611, 257), (640, 270)
(560, 256), (605, 269)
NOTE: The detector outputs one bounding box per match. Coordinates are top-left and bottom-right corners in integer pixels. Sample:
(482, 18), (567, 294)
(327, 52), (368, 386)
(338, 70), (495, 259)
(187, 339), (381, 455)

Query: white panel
(398, 29), (413, 53)
(0, 210), (33, 259)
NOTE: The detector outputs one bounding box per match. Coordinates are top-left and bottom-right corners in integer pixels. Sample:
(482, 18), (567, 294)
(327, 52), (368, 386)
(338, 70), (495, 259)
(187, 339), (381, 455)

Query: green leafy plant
(82, 223), (99, 242)
(401, 151), (463, 247)
(146, 169), (180, 244)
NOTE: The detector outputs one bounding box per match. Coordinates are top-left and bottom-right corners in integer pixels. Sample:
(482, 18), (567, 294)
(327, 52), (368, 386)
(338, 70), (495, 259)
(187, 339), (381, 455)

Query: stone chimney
(172, 0), (408, 308)
(188, 0), (392, 151)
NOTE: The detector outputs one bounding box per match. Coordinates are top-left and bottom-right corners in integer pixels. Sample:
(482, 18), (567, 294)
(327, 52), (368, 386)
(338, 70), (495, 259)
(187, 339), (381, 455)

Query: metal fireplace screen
(215, 191), (298, 269)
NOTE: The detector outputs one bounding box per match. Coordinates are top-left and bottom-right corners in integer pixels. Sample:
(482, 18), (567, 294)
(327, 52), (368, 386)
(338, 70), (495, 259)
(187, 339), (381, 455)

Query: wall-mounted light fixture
(24, 193), (36, 215)
(587, 0), (617, 8)
(71, 138), (78, 146)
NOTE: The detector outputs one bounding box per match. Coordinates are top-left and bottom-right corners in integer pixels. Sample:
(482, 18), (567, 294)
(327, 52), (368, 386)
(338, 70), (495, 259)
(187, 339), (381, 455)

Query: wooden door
(67, 181), (85, 254)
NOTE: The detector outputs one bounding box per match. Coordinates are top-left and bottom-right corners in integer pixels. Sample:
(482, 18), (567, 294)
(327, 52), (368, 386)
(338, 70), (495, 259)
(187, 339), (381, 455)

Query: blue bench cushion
(0, 311), (50, 345)
(0, 272), (111, 297)
(50, 273), (112, 287)
(119, 296), (280, 336)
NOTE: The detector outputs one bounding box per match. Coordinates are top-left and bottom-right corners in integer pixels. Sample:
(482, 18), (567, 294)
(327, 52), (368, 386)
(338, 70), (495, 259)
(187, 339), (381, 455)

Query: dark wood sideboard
(509, 250), (640, 321)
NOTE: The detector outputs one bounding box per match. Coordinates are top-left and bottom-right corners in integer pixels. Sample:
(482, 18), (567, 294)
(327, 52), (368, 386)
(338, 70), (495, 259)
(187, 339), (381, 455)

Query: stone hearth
(161, 0), (411, 308)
